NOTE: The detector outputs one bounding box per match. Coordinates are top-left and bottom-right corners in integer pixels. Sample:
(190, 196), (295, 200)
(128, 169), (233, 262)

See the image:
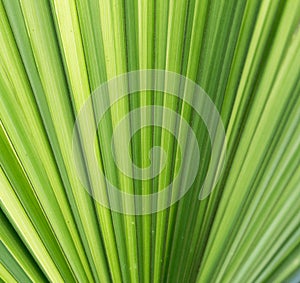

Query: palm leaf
(0, 0), (299, 282)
